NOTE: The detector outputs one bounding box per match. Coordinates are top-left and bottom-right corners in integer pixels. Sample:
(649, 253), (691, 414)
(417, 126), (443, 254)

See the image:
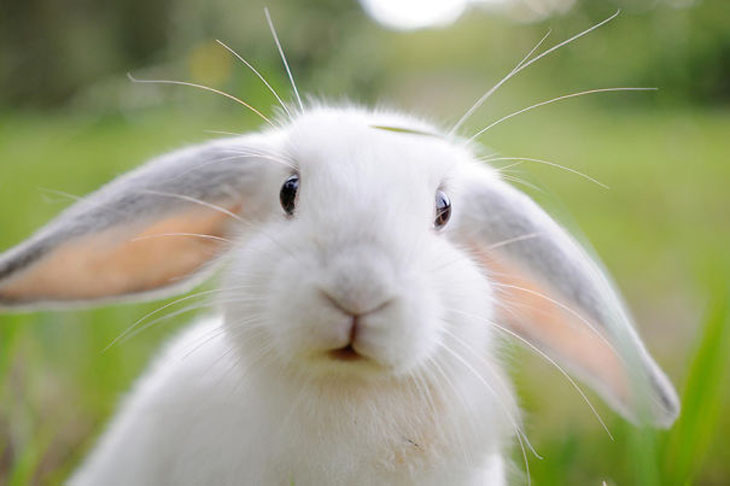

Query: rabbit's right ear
(0, 134), (284, 310)
(453, 163), (679, 428)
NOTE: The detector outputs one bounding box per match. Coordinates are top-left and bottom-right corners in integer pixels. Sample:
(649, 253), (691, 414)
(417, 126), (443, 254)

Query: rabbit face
(224, 109), (495, 381)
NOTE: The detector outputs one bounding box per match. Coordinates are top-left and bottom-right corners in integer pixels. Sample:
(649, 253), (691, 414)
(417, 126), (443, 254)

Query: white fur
(70, 317), (509, 486)
(70, 108), (516, 485)
(0, 106), (677, 484)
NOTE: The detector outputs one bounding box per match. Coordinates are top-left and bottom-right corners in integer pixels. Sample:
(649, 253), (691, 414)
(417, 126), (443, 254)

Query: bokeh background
(1, 0), (729, 484)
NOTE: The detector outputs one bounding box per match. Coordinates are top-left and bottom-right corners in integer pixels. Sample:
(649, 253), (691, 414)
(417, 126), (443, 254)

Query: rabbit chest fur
(69, 317), (511, 486)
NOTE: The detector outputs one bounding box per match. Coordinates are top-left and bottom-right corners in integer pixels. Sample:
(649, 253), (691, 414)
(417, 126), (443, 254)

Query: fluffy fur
(0, 107), (678, 485)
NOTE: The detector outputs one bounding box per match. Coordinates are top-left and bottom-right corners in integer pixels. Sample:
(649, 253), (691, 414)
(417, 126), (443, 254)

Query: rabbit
(0, 14), (679, 486)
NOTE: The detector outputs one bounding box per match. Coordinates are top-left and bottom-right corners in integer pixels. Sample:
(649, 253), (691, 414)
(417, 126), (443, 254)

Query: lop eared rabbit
(0, 12), (678, 486)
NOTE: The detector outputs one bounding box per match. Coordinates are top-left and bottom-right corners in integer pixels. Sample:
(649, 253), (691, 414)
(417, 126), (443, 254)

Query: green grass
(0, 105), (728, 484)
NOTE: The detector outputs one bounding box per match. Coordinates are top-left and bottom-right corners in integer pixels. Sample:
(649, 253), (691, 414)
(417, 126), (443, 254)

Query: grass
(0, 104), (728, 484)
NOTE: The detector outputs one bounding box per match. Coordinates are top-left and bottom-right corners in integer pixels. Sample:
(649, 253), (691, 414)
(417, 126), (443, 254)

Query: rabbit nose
(320, 246), (397, 317)
(320, 289), (391, 319)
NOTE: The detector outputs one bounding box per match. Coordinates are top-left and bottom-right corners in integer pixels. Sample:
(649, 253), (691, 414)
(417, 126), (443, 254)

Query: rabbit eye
(280, 174), (299, 216)
(434, 190), (451, 229)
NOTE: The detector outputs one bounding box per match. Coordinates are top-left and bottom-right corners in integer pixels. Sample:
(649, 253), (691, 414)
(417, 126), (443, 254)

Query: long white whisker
(486, 232), (542, 251)
(514, 9), (620, 80)
(437, 342), (536, 484)
(110, 288), (260, 351)
(449, 29), (552, 136)
(140, 189), (300, 261)
(492, 161), (524, 173)
(428, 233), (540, 273)
(127, 74), (274, 127)
(500, 174), (545, 193)
(173, 154), (295, 182)
(38, 187), (84, 203)
(117, 297), (259, 346)
(490, 280), (617, 354)
(450, 10), (621, 137)
(447, 310), (613, 440)
(103, 289), (227, 352)
(216, 39), (293, 119)
(493, 323), (614, 440)
(139, 190), (244, 223)
(182, 318), (266, 360)
(264, 7), (304, 112)
(468, 87), (656, 142)
(437, 341), (539, 458)
(131, 233), (231, 243)
(203, 129), (245, 137)
(484, 156), (609, 189)
(420, 360), (472, 465)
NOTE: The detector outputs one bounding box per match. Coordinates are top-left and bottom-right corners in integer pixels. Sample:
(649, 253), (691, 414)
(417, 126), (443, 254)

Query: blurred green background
(1, 0), (729, 484)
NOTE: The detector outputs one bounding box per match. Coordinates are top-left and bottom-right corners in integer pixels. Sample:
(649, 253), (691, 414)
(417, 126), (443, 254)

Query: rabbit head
(0, 105), (679, 431)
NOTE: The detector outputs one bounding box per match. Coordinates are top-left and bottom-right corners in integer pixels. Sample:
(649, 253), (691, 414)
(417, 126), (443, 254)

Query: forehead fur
(281, 106), (473, 173)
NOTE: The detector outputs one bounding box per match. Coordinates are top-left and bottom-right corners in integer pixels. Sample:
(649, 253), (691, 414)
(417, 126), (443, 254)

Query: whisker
(513, 10), (620, 82)
(227, 149), (297, 168)
(435, 333), (534, 483)
(436, 341), (537, 484)
(131, 233), (231, 243)
(448, 310), (613, 440)
(139, 189), (245, 223)
(419, 360), (472, 465)
(140, 189), (301, 262)
(485, 232), (542, 251)
(468, 87), (656, 142)
(127, 73), (275, 127)
(489, 280), (618, 356)
(203, 129), (245, 137)
(264, 8), (304, 112)
(492, 161), (524, 173)
(107, 285), (260, 351)
(499, 174), (545, 193)
(484, 156), (609, 189)
(429, 233), (540, 273)
(38, 187), (84, 203)
(216, 39), (293, 119)
(182, 317), (266, 360)
(115, 297), (257, 346)
(103, 289), (227, 352)
(437, 341), (539, 458)
(448, 29), (552, 136)
(172, 153), (294, 182)
(450, 10), (621, 137)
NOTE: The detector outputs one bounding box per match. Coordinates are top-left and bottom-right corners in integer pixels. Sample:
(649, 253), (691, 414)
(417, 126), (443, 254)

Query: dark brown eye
(434, 190), (451, 229)
(280, 174), (299, 216)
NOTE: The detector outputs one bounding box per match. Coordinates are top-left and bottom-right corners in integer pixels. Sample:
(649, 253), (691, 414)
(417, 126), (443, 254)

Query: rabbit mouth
(328, 344), (364, 362)
(328, 343), (365, 361)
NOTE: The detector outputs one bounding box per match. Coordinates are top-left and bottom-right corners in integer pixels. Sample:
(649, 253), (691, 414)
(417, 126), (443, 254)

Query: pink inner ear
(472, 247), (630, 405)
(0, 204), (239, 303)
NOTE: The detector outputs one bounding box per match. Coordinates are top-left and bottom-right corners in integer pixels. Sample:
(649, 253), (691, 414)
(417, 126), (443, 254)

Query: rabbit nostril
(320, 290), (354, 316)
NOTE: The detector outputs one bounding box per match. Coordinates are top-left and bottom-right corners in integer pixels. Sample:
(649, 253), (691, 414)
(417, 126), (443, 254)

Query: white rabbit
(0, 18), (679, 486)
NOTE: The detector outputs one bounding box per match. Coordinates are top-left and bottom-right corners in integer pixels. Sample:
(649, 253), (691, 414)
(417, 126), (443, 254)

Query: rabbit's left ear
(0, 134), (281, 310)
(454, 165), (679, 427)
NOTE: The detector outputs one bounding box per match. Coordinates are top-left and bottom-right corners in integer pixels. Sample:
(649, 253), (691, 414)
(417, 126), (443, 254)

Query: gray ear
(455, 165), (679, 427)
(0, 134), (282, 311)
